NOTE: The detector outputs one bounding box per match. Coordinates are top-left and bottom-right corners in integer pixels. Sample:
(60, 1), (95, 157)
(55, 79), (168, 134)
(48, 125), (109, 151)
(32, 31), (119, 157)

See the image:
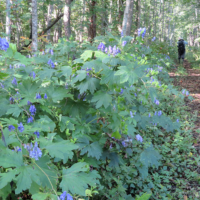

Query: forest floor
(169, 60), (200, 152)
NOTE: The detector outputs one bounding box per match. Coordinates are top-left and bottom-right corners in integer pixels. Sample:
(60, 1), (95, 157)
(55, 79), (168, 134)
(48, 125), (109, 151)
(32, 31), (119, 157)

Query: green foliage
(0, 34), (199, 200)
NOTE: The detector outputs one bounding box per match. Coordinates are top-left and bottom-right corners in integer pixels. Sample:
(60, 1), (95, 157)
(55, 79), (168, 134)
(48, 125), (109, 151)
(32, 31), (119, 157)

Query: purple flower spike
(177, 119), (179, 123)
(136, 134), (143, 143)
(130, 111), (134, 118)
(29, 105), (36, 115)
(34, 131), (40, 138)
(119, 88), (123, 95)
(27, 116), (34, 123)
(36, 93), (41, 99)
(18, 122), (24, 133)
(12, 77), (17, 85)
(0, 37), (9, 51)
(122, 41), (127, 47)
(8, 125), (15, 132)
(60, 191), (67, 200)
(44, 93), (47, 99)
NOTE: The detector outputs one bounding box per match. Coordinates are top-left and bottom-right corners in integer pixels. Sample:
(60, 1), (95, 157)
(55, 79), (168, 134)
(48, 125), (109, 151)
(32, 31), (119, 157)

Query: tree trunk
(47, 4), (54, 41)
(32, 0), (38, 52)
(135, 0), (141, 37)
(64, 0), (72, 40)
(161, 1), (165, 42)
(88, 1), (97, 43)
(122, 0), (134, 36)
(6, 0), (11, 43)
(108, 0), (113, 32)
(118, 0), (124, 32)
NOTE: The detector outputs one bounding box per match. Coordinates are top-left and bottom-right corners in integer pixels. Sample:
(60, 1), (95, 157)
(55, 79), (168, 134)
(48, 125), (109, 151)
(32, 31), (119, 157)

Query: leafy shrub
(0, 33), (199, 200)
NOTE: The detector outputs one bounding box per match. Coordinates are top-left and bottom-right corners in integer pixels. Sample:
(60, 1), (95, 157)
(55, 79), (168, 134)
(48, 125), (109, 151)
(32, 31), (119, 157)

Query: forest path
(169, 60), (200, 150)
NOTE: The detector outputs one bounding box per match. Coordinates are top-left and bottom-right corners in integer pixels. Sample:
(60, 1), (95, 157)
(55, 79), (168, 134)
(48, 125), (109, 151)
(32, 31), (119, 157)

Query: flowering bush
(0, 33), (197, 200)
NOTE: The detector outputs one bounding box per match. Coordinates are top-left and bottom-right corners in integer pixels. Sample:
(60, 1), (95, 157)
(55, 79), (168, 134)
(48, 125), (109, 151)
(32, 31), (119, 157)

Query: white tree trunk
(64, 0), (72, 40)
(108, 0), (113, 32)
(122, 0), (134, 36)
(6, 0), (11, 43)
(32, 0), (38, 52)
(47, 4), (54, 41)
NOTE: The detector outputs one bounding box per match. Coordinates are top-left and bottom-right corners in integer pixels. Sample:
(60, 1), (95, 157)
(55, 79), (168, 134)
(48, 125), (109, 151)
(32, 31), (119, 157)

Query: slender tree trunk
(32, 0), (38, 52)
(108, 0), (113, 32)
(100, 0), (107, 35)
(122, 0), (134, 36)
(64, 0), (72, 40)
(161, 1), (165, 42)
(6, 0), (11, 42)
(135, 0), (141, 37)
(80, 0), (85, 41)
(88, 0), (97, 43)
(153, 0), (157, 36)
(118, 0), (124, 32)
(47, 4), (54, 41)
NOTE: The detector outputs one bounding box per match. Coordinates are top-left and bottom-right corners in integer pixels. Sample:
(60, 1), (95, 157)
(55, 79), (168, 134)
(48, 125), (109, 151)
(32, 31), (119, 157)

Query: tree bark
(135, 0), (140, 37)
(118, 0), (124, 32)
(6, 0), (11, 43)
(47, 4), (54, 41)
(64, 0), (73, 40)
(32, 0), (38, 52)
(88, 1), (97, 43)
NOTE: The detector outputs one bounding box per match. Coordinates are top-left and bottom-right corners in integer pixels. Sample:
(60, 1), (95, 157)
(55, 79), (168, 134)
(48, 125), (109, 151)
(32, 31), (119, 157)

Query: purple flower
(18, 122), (24, 132)
(32, 72), (36, 79)
(138, 27), (146, 38)
(149, 113), (151, 117)
(121, 31), (123, 37)
(109, 46), (113, 54)
(110, 143), (113, 149)
(47, 59), (55, 68)
(130, 111), (134, 118)
(27, 116), (34, 123)
(134, 93), (137, 97)
(158, 111), (162, 116)
(122, 41), (127, 47)
(0, 37), (9, 51)
(8, 125), (15, 132)
(27, 101), (32, 105)
(177, 119), (179, 123)
(136, 134), (143, 143)
(182, 89), (185, 94)
(98, 42), (105, 52)
(186, 91), (189, 96)
(122, 141), (127, 147)
(34, 131), (40, 138)
(105, 47), (108, 53)
(60, 191), (73, 200)
(9, 97), (15, 102)
(29, 105), (36, 115)
(119, 88), (123, 94)
(36, 93), (41, 99)
(49, 49), (54, 55)
(15, 146), (21, 152)
(152, 37), (156, 41)
(12, 77), (17, 85)
(154, 98), (159, 105)
(25, 142), (42, 160)
(44, 93), (47, 99)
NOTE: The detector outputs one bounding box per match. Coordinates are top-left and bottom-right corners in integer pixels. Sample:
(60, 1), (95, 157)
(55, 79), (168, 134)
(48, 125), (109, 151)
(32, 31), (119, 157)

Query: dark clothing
(177, 39), (187, 63)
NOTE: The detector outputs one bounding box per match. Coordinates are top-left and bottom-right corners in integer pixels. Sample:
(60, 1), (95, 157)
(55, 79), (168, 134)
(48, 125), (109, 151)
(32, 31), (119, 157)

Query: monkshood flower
(9, 97), (14, 103)
(182, 89), (185, 94)
(0, 82), (4, 88)
(44, 93), (48, 99)
(36, 93), (41, 99)
(9, 65), (13, 69)
(18, 122), (24, 132)
(119, 88), (123, 94)
(29, 105), (36, 115)
(186, 91), (189, 96)
(136, 134), (143, 143)
(138, 27), (146, 38)
(59, 191), (73, 200)
(105, 47), (108, 53)
(154, 98), (159, 105)
(110, 143), (113, 149)
(47, 59), (55, 68)
(98, 42), (105, 52)
(134, 93), (137, 97)
(15, 146), (21, 152)
(130, 111), (134, 118)
(12, 77), (17, 85)
(49, 49), (54, 55)
(24, 142), (42, 161)
(152, 37), (156, 41)
(109, 46), (113, 54)
(34, 131), (40, 138)
(122, 141), (127, 147)
(158, 111), (162, 116)
(32, 71), (36, 79)
(149, 113), (151, 117)
(27, 101), (32, 105)
(8, 125), (15, 132)
(122, 41), (127, 47)
(177, 119), (179, 123)
(27, 116), (34, 123)
(154, 111), (157, 116)
(0, 37), (9, 51)
(121, 31), (123, 37)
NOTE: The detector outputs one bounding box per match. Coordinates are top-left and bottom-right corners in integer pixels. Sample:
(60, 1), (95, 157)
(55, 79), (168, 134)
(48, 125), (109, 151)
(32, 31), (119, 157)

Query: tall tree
(122, 0), (134, 36)
(64, 0), (73, 40)
(135, 0), (141, 37)
(6, 0), (11, 43)
(88, 0), (97, 43)
(32, 0), (38, 52)
(47, 4), (54, 41)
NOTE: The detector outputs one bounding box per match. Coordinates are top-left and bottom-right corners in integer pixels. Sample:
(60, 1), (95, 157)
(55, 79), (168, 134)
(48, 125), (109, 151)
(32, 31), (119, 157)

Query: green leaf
(0, 184), (11, 200)
(38, 68), (55, 80)
(41, 140), (78, 163)
(18, 79), (42, 99)
(140, 144), (161, 168)
(91, 91), (112, 109)
(80, 50), (93, 61)
(56, 66), (72, 78)
(136, 192), (152, 200)
(6, 104), (23, 117)
(32, 193), (57, 200)
(0, 170), (18, 189)
(0, 98), (10, 117)
(80, 141), (102, 160)
(0, 72), (9, 80)
(33, 115), (56, 132)
(72, 70), (86, 83)
(60, 162), (100, 196)
(111, 131), (121, 139)
(77, 77), (100, 94)
(46, 86), (73, 102)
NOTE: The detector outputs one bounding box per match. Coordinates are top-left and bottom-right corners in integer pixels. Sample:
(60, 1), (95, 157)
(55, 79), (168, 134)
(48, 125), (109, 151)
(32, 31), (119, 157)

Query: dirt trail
(169, 60), (200, 147)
